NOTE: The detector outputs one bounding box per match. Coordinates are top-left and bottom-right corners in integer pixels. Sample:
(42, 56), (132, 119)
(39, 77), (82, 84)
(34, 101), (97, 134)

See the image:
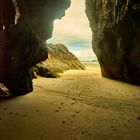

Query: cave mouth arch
(48, 0), (98, 63)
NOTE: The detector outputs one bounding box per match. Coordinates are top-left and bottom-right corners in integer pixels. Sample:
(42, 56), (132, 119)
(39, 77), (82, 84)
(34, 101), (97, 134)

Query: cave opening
(48, 0), (98, 64)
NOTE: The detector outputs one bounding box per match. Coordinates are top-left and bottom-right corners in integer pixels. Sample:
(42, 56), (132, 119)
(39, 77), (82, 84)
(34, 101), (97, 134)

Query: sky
(48, 0), (96, 61)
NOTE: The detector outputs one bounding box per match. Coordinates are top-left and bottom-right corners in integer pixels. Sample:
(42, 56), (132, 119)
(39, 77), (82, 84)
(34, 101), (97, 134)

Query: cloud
(67, 41), (92, 51)
(72, 48), (96, 60)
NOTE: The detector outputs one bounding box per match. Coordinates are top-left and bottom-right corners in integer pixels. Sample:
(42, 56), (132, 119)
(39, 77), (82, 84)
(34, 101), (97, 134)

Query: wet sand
(0, 62), (140, 140)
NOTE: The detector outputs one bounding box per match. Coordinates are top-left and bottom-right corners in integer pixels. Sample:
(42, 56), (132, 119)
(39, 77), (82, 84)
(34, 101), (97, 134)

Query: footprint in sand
(9, 112), (18, 116)
(55, 106), (62, 112)
(72, 98), (76, 101)
(70, 120), (73, 123)
(81, 131), (85, 135)
(124, 124), (128, 127)
(71, 102), (77, 105)
(58, 107), (62, 109)
(127, 119), (131, 122)
(71, 126), (78, 131)
(62, 120), (66, 124)
(4, 108), (7, 111)
(110, 126), (117, 131)
(9, 112), (13, 115)
(22, 115), (27, 117)
(0, 118), (2, 120)
(60, 102), (64, 105)
(88, 133), (92, 136)
(55, 109), (60, 112)
(36, 110), (40, 112)
(75, 110), (81, 114)
(72, 114), (76, 118)
(14, 113), (18, 116)
(81, 130), (92, 137)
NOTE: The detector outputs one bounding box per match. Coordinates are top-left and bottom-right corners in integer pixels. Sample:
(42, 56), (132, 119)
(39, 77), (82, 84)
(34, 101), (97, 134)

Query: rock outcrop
(86, 0), (140, 85)
(35, 43), (85, 77)
(0, 0), (70, 95)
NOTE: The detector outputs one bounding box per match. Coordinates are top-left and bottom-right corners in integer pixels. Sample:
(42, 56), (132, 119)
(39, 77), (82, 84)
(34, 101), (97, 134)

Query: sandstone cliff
(86, 0), (140, 85)
(35, 43), (85, 77)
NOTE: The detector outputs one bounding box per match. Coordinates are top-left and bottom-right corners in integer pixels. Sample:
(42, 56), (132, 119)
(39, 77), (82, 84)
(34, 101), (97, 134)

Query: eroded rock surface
(86, 0), (140, 85)
(0, 0), (70, 95)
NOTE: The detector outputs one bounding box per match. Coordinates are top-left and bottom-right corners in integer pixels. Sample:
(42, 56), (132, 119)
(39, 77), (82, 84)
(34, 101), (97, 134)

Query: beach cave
(0, 0), (140, 96)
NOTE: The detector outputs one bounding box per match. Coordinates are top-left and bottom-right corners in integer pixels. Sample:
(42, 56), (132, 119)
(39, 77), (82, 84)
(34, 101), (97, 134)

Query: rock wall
(0, 0), (70, 95)
(86, 0), (140, 85)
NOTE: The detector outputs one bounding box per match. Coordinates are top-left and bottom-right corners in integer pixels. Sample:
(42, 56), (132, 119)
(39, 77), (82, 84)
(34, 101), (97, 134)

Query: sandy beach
(0, 62), (140, 140)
